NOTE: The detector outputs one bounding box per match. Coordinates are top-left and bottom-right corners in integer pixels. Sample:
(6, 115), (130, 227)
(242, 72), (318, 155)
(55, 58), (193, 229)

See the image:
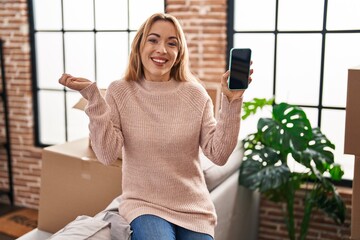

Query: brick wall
(259, 187), (352, 240)
(166, 0), (227, 83)
(0, 0), (42, 208)
(0, 0), (353, 238)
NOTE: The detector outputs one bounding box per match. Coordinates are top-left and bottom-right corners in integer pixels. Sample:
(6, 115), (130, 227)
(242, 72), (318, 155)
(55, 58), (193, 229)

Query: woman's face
(141, 20), (179, 82)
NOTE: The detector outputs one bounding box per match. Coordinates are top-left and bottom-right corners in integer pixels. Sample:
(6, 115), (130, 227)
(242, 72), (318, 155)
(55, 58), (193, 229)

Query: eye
(168, 41), (178, 47)
(147, 38), (157, 44)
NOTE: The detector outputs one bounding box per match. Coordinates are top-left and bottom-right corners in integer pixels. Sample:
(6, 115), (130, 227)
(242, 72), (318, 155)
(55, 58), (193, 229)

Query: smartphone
(228, 48), (252, 90)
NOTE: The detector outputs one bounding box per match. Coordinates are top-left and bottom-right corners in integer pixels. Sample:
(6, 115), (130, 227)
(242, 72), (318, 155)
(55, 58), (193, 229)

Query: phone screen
(228, 48), (252, 90)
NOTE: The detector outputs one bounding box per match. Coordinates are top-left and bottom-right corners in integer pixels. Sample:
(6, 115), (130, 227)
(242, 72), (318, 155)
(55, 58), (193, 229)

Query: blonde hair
(123, 13), (198, 82)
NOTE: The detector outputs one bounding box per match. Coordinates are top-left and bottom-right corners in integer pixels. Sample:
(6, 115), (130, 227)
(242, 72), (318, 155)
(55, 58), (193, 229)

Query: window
(29, 0), (165, 146)
(228, 0), (360, 181)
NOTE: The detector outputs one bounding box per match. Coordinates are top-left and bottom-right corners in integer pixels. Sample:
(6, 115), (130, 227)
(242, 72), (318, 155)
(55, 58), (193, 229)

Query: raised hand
(58, 73), (93, 91)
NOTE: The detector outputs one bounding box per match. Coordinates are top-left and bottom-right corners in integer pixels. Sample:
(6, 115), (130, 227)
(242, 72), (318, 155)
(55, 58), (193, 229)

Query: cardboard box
(344, 66), (360, 240)
(352, 158), (360, 240)
(38, 138), (122, 233)
(344, 66), (360, 156)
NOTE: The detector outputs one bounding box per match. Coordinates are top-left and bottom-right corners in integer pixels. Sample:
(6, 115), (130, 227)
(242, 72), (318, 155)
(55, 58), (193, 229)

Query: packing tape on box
(81, 161), (91, 180)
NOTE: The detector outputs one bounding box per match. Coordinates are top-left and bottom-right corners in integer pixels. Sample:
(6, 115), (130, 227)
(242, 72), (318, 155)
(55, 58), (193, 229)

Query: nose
(156, 42), (167, 54)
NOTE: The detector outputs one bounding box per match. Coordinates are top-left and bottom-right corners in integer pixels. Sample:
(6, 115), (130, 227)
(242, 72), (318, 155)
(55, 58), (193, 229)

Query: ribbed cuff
(80, 82), (100, 101)
(221, 94), (243, 116)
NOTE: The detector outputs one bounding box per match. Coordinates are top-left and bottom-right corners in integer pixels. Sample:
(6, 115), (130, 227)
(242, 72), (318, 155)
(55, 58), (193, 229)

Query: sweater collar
(137, 77), (181, 95)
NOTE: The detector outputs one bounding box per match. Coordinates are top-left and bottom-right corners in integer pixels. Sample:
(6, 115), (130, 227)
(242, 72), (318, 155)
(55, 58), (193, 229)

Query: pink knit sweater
(80, 78), (243, 237)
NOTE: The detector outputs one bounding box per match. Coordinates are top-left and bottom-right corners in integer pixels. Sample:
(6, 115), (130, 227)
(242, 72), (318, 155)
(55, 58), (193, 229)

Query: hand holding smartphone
(228, 48), (252, 90)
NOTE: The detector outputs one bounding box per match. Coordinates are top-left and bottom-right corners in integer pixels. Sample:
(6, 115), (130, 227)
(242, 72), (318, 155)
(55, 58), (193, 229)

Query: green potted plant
(239, 98), (346, 240)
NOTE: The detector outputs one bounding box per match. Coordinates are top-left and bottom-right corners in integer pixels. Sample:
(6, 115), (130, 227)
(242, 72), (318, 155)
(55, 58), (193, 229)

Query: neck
(144, 74), (170, 82)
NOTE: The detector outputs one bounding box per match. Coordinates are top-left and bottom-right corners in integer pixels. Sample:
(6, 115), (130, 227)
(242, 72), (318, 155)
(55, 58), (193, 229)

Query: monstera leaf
(313, 183), (346, 224)
(242, 98), (274, 120)
(258, 103), (312, 153)
(239, 146), (290, 192)
(292, 127), (335, 173)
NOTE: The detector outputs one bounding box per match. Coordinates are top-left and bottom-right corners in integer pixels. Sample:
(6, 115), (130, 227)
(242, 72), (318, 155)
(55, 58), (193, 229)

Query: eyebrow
(148, 33), (178, 40)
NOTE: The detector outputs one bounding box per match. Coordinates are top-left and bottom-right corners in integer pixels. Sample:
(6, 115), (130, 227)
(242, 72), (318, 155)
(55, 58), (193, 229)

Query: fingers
(221, 70), (230, 88)
(59, 73), (79, 91)
(248, 69), (254, 84)
(59, 73), (72, 87)
(59, 74), (93, 91)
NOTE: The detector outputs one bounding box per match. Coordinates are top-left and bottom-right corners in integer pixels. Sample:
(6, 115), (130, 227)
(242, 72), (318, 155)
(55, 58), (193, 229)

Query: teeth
(152, 58), (166, 63)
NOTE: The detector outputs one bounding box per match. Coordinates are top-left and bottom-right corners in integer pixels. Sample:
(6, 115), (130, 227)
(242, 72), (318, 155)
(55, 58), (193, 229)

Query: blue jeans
(130, 214), (214, 240)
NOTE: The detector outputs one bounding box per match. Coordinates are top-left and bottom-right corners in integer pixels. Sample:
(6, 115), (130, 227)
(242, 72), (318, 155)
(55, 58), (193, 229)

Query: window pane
(276, 34), (322, 105)
(129, 0), (164, 30)
(66, 91), (89, 142)
(64, 33), (95, 80)
(95, 0), (128, 30)
(63, 0), (94, 30)
(33, 0), (62, 30)
(234, 33), (274, 101)
(96, 33), (128, 88)
(39, 90), (65, 144)
(327, 0), (360, 30)
(36, 33), (64, 89)
(301, 107), (318, 128)
(33, 0), (165, 145)
(278, 0), (324, 31)
(234, 0), (276, 31)
(321, 109), (354, 180)
(323, 33), (360, 108)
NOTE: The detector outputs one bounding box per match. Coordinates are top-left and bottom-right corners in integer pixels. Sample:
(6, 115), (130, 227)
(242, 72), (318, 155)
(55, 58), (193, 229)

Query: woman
(59, 12), (252, 240)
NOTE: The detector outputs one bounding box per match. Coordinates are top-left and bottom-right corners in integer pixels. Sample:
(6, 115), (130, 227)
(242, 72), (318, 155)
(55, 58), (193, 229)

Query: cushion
(16, 229), (52, 240)
(43, 196), (132, 240)
(94, 196), (132, 240)
(48, 215), (110, 240)
(200, 142), (243, 191)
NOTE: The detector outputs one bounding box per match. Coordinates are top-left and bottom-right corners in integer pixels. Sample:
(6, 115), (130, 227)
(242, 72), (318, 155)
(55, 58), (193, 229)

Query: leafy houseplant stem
(286, 186), (295, 240)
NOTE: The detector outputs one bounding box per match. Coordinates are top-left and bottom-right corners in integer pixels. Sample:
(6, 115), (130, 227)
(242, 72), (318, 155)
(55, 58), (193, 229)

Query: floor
(0, 203), (18, 215)
(0, 233), (14, 240)
(0, 203), (21, 240)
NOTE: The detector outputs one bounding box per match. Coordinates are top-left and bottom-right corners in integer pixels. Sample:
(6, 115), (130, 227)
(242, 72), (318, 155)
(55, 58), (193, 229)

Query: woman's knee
(176, 226), (214, 240)
(130, 214), (175, 240)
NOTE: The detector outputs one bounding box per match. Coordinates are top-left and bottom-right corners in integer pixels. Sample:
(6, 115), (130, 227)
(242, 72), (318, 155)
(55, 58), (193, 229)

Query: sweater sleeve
(80, 82), (124, 165)
(199, 94), (243, 166)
